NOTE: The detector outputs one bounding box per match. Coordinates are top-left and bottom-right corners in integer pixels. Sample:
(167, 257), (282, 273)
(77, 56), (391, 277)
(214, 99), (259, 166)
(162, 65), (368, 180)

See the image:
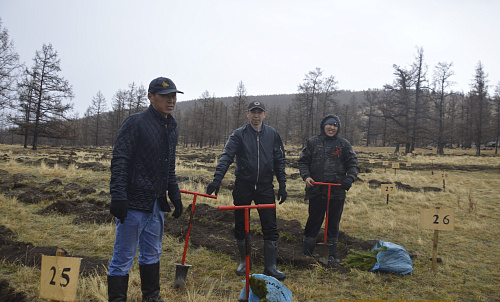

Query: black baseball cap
(248, 101), (265, 111)
(148, 77), (184, 94)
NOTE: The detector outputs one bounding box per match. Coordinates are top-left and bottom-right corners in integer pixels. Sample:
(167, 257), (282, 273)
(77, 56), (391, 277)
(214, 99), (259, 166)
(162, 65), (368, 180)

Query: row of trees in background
(176, 49), (499, 156)
(1, 19), (499, 155)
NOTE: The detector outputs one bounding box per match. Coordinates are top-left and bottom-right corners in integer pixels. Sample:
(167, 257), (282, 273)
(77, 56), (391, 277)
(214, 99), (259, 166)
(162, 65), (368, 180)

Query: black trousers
(232, 179), (279, 241)
(304, 189), (346, 241)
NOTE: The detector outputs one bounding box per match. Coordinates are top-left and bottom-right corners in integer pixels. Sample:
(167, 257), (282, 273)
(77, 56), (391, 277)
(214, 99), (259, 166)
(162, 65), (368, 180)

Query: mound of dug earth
(164, 203), (377, 272)
(0, 225), (109, 277)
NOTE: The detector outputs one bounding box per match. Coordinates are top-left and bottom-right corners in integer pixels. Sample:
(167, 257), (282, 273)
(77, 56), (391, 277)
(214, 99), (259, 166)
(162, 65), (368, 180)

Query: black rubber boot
(107, 274), (128, 302)
(263, 240), (286, 280)
(139, 262), (164, 302)
(327, 239), (341, 264)
(236, 238), (251, 276)
(302, 236), (316, 256)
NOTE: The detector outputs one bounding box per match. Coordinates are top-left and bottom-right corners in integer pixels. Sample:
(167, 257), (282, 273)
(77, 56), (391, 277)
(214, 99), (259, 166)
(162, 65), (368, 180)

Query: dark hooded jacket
(213, 123), (286, 188)
(109, 105), (182, 213)
(298, 114), (359, 199)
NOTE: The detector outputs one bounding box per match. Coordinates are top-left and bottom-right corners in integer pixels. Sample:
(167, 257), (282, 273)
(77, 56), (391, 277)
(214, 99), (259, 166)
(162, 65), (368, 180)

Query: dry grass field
(0, 143), (499, 301)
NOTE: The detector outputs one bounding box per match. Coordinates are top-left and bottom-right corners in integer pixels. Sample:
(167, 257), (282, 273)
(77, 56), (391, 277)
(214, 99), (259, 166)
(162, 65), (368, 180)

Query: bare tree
(87, 91), (108, 146)
(196, 90), (211, 148)
(431, 62), (454, 154)
(362, 89), (382, 146)
(470, 61), (489, 156)
(232, 81), (248, 129)
(12, 70), (37, 147)
(0, 18), (22, 110)
(125, 82), (147, 116)
(492, 83), (500, 154)
(295, 68), (338, 144)
(109, 89), (128, 143)
(410, 47), (429, 152)
(130, 83), (147, 113)
(15, 44), (73, 149)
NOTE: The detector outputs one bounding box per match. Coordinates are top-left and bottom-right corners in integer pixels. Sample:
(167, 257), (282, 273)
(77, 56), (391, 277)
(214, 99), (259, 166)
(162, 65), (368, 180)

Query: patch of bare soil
(164, 203), (377, 272)
(0, 225), (109, 277)
(368, 179), (442, 192)
(0, 278), (28, 302)
(0, 167), (378, 282)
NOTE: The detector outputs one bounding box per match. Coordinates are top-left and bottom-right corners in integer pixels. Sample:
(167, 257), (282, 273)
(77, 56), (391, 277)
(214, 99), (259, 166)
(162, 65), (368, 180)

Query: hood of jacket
(319, 114), (341, 137)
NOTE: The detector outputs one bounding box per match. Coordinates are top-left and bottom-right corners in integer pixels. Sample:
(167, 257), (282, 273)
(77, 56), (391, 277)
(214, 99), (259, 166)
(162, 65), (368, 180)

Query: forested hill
(175, 90), (367, 113)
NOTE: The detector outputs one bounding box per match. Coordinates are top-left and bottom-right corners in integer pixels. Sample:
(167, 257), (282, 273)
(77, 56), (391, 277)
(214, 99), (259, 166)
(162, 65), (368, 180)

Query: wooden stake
(432, 229), (439, 272)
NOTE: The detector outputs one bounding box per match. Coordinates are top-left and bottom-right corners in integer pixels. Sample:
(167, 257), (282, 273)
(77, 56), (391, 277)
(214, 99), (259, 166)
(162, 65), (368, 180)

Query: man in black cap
(298, 114), (359, 263)
(108, 77), (184, 301)
(206, 100), (288, 280)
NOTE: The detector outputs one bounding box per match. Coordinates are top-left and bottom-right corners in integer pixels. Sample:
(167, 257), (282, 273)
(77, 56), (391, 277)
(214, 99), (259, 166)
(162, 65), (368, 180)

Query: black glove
(172, 199), (183, 219)
(277, 186), (287, 204)
(110, 200), (128, 223)
(341, 179), (353, 191)
(206, 179), (221, 196)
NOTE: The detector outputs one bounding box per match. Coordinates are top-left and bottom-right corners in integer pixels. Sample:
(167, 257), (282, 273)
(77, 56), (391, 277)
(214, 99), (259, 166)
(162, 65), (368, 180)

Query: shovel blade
(174, 263), (192, 290)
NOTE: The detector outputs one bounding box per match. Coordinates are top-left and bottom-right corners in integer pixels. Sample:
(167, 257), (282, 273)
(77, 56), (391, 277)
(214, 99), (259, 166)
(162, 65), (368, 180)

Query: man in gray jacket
(206, 101), (288, 280)
(298, 114), (359, 263)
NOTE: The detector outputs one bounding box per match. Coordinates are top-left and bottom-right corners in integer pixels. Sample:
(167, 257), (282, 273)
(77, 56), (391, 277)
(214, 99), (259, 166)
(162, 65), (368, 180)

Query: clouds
(1, 0), (499, 114)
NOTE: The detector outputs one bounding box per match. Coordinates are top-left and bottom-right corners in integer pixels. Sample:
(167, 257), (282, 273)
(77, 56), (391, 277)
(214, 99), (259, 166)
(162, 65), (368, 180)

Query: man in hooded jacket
(298, 114), (359, 263)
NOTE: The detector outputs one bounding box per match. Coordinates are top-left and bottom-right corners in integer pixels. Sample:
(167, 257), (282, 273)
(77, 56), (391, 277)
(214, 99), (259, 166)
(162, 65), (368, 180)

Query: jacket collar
(249, 123), (265, 134)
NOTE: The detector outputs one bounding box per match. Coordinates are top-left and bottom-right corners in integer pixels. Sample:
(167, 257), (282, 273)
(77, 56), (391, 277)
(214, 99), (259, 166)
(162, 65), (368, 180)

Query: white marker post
(382, 161), (389, 173)
(392, 162), (400, 175)
(369, 159), (376, 168)
(381, 183), (396, 204)
(419, 208), (455, 272)
(39, 249), (82, 301)
(440, 172), (448, 190)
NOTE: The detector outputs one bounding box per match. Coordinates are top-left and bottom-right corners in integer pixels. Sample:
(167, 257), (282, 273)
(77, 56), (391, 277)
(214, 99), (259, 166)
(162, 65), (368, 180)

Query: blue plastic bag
(370, 240), (413, 275)
(238, 274), (292, 302)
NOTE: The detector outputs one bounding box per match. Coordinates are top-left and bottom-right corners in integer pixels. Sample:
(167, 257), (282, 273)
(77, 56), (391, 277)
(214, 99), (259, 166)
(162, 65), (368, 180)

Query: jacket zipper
(255, 132), (260, 190)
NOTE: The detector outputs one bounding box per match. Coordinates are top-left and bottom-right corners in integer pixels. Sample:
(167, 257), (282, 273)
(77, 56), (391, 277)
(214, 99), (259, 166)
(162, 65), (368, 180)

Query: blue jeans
(108, 200), (164, 276)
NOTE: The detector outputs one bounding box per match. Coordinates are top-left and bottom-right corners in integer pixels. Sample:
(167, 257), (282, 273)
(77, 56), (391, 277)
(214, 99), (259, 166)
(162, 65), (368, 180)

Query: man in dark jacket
(107, 77), (184, 302)
(298, 114), (359, 263)
(206, 101), (288, 280)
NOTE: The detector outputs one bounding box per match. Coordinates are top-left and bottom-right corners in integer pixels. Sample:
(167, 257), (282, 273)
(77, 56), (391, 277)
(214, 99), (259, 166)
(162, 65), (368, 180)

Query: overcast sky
(1, 0), (499, 115)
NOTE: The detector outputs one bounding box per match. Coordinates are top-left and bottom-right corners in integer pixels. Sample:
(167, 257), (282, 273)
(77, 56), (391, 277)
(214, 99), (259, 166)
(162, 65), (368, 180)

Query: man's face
(324, 124), (338, 137)
(148, 92), (177, 117)
(246, 108), (266, 128)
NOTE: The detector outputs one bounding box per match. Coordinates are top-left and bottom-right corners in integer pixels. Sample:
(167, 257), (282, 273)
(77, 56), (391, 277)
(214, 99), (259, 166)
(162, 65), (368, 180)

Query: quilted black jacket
(298, 114), (359, 198)
(213, 123), (286, 188)
(110, 105), (181, 213)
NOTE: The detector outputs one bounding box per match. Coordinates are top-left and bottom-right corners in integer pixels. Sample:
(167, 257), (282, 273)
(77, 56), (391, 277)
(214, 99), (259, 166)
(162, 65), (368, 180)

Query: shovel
(174, 189), (217, 290)
(312, 182), (341, 244)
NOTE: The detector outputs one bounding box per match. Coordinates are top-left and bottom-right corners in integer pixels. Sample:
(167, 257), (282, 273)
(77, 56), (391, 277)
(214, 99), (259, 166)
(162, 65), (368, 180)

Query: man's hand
(277, 187), (287, 205)
(305, 177), (314, 188)
(172, 198), (183, 219)
(341, 179), (353, 191)
(110, 200), (128, 223)
(206, 179), (221, 196)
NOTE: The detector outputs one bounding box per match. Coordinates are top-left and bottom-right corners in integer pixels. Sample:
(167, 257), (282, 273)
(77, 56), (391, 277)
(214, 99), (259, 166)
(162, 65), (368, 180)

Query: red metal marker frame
(179, 190), (217, 265)
(311, 182), (341, 244)
(218, 204), (276, 301)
